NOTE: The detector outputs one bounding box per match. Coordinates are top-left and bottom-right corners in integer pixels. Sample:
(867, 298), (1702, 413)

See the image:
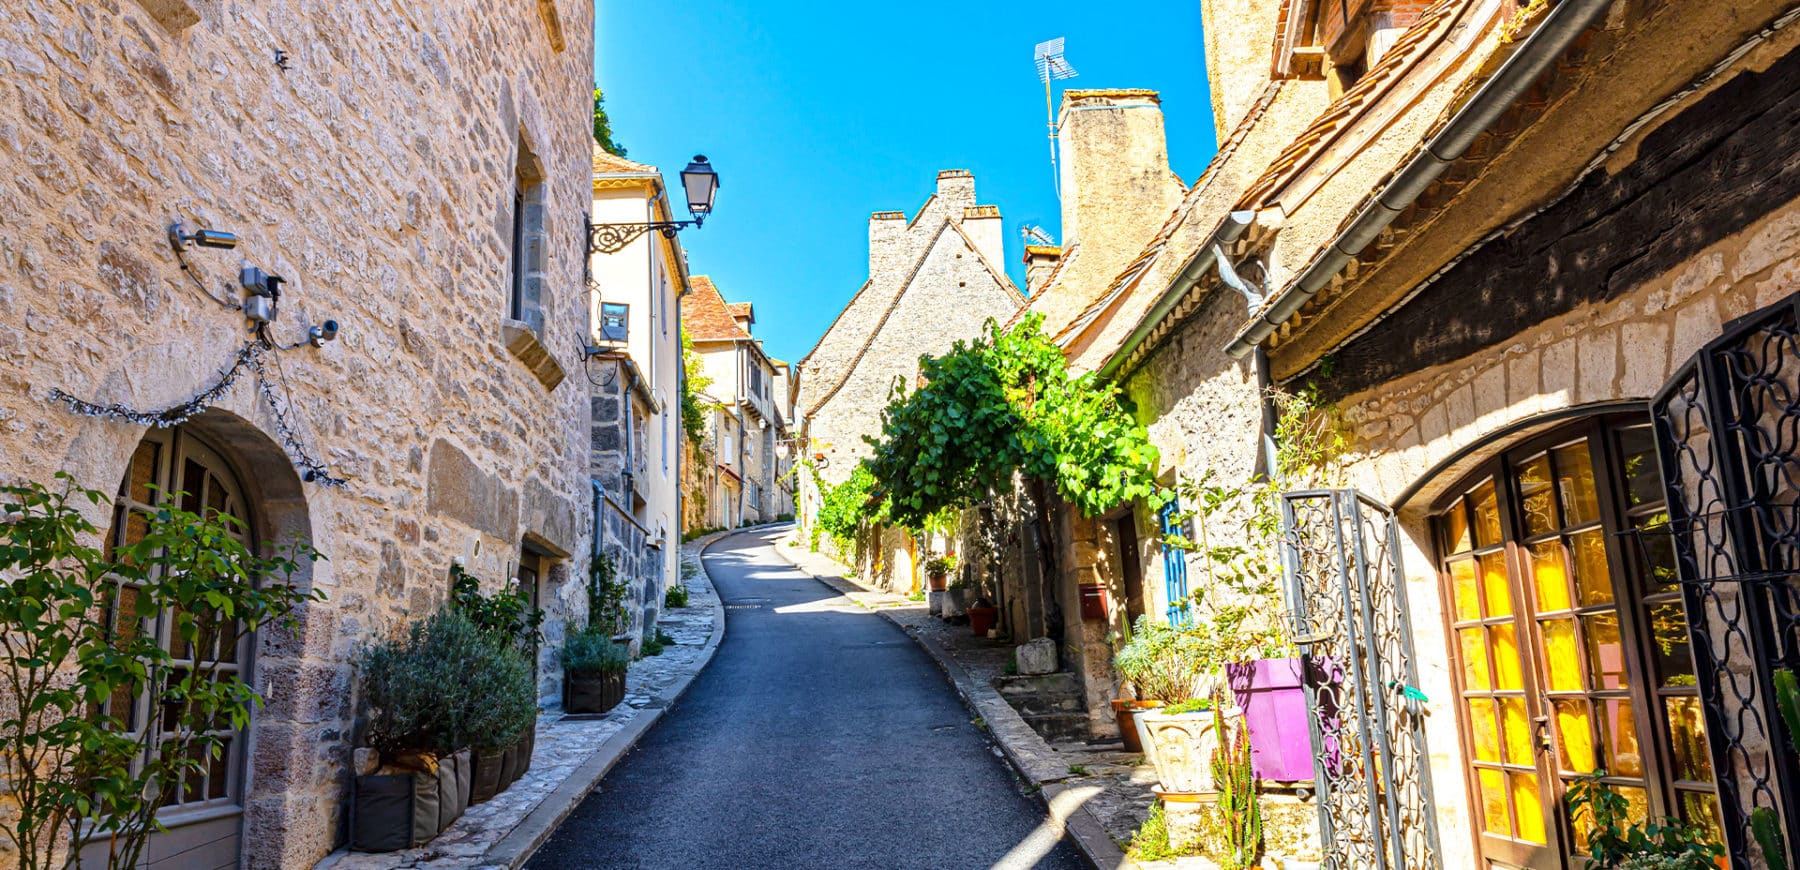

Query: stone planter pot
(566, 669), (625, 715)
(943, 586), (971, 617)
(1227, 657), (1313, 782)
(1111, 699), (1165, 754)
(350, 753), (465, 853)
(1141, 707), (1238, 794)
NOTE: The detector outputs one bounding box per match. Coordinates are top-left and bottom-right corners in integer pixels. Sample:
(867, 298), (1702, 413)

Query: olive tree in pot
(355, 610), (504, 851)
(562, 627), (629, 715)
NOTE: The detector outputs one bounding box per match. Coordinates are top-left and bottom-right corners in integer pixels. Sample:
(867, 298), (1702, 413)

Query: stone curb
(479, 530), (733, 868)
(770, 532), (1135, 870)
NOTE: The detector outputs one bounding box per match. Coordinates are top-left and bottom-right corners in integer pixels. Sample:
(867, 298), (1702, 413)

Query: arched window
(96, 426), (253, 867)
(1431, 414), (1720, 867)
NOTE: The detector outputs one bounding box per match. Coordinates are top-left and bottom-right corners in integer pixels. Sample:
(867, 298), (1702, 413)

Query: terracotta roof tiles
(591, 145), (658, 175)
(683, 276), (750, 341)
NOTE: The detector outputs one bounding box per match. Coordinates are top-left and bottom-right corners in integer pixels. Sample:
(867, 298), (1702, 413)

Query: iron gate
(1278, 489), (1440, 870)
(1648, 292), (1800, 868)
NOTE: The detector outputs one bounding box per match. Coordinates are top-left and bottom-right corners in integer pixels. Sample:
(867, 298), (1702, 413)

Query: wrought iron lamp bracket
(588, 216), (704, 255)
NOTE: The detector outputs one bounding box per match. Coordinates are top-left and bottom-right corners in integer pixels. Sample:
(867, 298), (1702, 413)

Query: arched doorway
(87, 424), (258, 870)
(1428, 413), (1721, 868)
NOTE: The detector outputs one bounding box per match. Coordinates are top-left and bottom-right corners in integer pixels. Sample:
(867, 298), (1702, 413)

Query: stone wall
(0, 1), (595, 865)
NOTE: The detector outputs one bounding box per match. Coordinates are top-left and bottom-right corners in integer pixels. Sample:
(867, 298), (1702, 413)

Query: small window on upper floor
(510, 136), (547, 329)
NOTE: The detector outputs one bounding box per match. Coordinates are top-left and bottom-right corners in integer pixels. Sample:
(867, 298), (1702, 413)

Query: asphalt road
(525, 526), (1088, 870)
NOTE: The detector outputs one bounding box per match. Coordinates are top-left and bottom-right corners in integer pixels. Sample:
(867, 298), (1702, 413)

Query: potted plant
(1110, 616), (1195, 753)
(354, 609), (515, 851)
(924, 553), (957, 592)
(562, 627), (630, 715)
(968, 595), (999, 637)
(1141, 696), (1237, 795)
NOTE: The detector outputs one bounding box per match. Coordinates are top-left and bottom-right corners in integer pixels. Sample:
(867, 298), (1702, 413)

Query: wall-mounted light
(168, 222), (238, 251)
(588, 155), (721, 255)
(308, 320), (339, 347)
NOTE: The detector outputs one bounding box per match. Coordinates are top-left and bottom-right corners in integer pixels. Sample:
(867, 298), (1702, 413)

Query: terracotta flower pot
(928, 572), (948, 592)
(1110, 699), (1165, 753)
(968, 605), (998, 637)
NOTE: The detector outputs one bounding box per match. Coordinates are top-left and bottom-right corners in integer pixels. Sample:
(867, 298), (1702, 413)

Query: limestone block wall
(0, 1), (594, 865)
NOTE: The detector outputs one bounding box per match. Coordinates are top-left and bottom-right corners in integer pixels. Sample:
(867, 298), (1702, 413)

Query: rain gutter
(1095, 209), (1256, 383)
(1221, 0), (1614, 360)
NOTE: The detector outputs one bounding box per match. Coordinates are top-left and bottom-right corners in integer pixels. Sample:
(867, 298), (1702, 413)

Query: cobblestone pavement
(316, 541), (723, 870)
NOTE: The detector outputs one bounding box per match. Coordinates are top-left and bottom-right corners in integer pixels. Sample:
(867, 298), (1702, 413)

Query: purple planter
(1228, 657), (1314, 782)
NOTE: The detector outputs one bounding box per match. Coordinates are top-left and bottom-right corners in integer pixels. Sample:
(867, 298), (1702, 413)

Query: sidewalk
(315, 532), (730, 870)
(773, 531), (1318, 870)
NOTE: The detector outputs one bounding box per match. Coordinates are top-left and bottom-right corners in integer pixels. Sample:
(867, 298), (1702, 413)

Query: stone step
(1023, 711), (1092, 744)
(1004, 692), (1086, 717)
(992, 672), (1082, 698)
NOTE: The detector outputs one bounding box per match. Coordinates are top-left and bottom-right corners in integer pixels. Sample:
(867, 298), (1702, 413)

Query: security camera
(308, 320), (340, 347)
(169, 222), (238, 251)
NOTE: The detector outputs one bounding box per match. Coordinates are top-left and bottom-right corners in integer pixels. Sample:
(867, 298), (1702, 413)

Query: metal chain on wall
(1279, 489), (1441, 870)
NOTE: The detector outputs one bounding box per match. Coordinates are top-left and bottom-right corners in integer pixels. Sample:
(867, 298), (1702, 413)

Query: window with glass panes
(1432, 416), (1720, 867)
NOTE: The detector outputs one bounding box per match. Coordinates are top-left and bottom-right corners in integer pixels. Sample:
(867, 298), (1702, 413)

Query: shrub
(0, 477), (322, 870)
(640, 627), (676, 657)
(360, 609), (536, 757)
(450, 562), (542, 652)
(1112, 616), (1212, 703)
(665, 584), (690, 608)
(561, 627), (630, 677)
(1566, 771), (1723, 868)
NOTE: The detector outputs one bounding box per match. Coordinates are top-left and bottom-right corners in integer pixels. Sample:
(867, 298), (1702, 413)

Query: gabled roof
(591, 145), (657, 175)
(683, 276), (750, 341)
(728, 302), (754, 326)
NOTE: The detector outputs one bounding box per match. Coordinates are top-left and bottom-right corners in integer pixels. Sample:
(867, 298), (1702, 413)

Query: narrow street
(526, 527), (1088, 869)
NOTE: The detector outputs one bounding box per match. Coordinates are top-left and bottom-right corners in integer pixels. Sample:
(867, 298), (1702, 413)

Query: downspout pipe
(1223, 0), (1615, 360)
(1096, 209), (1257, 383)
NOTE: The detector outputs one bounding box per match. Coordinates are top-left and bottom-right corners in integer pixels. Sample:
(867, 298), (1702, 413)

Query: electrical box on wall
(1079, 583), (1108, 621)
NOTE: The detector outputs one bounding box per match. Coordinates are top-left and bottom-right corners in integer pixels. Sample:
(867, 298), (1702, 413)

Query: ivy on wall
(863, 314), (1160, 530)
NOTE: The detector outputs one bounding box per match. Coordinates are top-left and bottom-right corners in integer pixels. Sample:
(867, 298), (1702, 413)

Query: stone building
(586, 147), (687, 649)
(0, 1), (594, 866)
(797, 170), (1026, 487)
(999, 0), (1800, 867)
(682, 276), (791, 528)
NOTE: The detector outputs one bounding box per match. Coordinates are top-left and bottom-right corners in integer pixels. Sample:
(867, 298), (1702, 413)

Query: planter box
(1141, 707), (1238, 794)
(518, 720), (536, 778)
(1227, 657), (1313, 782)
(350, 752), (466, 853)
(566, 670), (625, 715)
(943, 587), (971, 617)
(469, 747), (504, 805)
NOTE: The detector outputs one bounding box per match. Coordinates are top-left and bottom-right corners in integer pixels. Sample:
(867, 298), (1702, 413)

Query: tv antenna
(1035, 37), (1078, 200)
(1019, 224), (1056, 247)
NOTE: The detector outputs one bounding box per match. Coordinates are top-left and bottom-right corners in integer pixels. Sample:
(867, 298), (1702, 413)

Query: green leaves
(863, 314), (1159, 530)
(0, 477), (323, 869)
(1567, 771), (1723, 868)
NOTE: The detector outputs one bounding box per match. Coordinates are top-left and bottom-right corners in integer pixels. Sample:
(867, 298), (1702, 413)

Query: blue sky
(596, 3), (1217, 364)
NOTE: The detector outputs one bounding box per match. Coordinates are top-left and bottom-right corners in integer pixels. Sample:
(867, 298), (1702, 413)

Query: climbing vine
(863, 314), (1160, 530)
(679, 326), (713, 444)
(815, 463), (881, 553)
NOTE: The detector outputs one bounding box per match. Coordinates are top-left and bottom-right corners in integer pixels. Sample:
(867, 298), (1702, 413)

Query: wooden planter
(350, 749), (469, 852)
(566, 670), (626, 715)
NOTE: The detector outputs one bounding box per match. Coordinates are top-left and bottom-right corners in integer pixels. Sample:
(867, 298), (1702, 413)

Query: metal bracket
(588, 217), (703, 255)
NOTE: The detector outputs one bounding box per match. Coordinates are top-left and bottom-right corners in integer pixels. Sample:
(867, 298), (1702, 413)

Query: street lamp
(588, 154), (720, 254)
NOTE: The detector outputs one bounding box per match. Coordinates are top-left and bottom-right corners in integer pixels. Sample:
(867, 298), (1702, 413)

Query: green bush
(817, 464), (879, 553)
(925, 553), (958, 576)
(1566, 771), (1722, 868)
(360, 609), (536, 757)
(1112, 616), (1210, 703)
(561, 627), (630, 677)
(450, 562), (542, 651)
(665, 584), (690, 608)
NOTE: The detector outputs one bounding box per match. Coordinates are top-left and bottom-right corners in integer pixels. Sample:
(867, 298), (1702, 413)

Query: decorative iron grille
(1645, 292), (1800, 868)
(1159, 500), (1191, 626)
(1278, 489), (1440, 870)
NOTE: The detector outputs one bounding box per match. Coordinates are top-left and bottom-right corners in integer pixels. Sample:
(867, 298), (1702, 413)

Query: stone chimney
(935, 169), (976, 212)
(1057, 90), (1181, 252)
(868, 210), (907, 278)
(960, 205), (1005, 272)
(1023, 245), (1062, 297)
